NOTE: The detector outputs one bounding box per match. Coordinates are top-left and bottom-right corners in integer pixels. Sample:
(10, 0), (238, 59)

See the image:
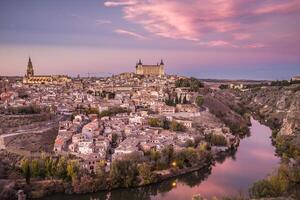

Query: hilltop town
(0, 58), (299, 199)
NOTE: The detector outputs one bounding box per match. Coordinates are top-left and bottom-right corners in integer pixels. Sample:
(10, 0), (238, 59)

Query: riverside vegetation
(16, 144), (212, 198)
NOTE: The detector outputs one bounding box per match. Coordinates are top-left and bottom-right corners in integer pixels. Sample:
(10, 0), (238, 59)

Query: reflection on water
(43, 118), (280, 200)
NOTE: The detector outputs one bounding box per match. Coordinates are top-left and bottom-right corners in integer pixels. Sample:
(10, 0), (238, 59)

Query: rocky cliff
(237, 84), (300, 136)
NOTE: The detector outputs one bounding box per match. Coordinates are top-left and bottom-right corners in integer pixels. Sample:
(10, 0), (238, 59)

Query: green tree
(30, 159), (40, 177)
(219, 84), (229, 90)
(157, 145), (175, 169)
(175, 95), (179, 104)
(55, 157), (67, 179)
(72, 174), (97, 194)
(66, 160), (79, 181)
(94, 160), (107, 190)
(195, 96), (204, 107)
(206, 133), (227, 146)
(249, 179), (277, 198)
(150, 149), (161, 169)
(85, 107), (100, 116)
(111, 133), (119, 145)
(170, 121), (185, 132)
(165, 98), (176, 106)
(95, 160), (106, 177)
(99, 107), (129, 118)
(148, 118), (161, 127)
(138, 163), (156, 184)
(162, 118), (170, 129)
(20, 158), (31, 184)
(45, 157), (55, 177)
(186, 139), (195, 147)
(109, 158), (139, 188)
(174, 148), (198, 168)
(182, 95), (188, 104)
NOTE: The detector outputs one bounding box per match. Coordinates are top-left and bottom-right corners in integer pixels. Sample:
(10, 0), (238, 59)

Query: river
(44, 118), (280, 200)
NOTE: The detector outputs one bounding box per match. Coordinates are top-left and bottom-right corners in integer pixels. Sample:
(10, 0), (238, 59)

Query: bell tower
(135, 59), (143, 75)
(26, 57), (34, 77)
(159, 59), (165, 76)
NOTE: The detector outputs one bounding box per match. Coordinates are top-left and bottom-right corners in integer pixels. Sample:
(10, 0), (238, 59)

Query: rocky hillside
(237, 84), (300, 136)
(202, 89), (250, 136)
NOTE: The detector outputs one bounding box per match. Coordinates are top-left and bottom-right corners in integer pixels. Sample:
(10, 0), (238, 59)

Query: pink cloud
(254, 0), (300, 15)
(104, 0), (137, 7)
(233, 33), (251, 40)
(104, 0), (300, 49)
(246, 43), (265, 49)
(114, 28), (147, 40)
(199, 40), (237, 48)
(122, 1), (200, 41)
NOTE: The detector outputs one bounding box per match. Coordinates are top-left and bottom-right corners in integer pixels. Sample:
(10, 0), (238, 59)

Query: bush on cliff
(205, 133), (227, 146)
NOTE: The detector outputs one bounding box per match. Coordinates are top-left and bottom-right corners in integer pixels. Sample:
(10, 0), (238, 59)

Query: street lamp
(172, 161), (177, 167)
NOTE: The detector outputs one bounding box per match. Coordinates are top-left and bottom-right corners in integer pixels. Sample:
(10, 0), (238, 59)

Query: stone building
(135, 59), (165, 76)
(23, 57), (71, 84)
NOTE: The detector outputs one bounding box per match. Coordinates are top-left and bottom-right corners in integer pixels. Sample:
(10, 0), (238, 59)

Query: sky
(0, 0), (300, 80)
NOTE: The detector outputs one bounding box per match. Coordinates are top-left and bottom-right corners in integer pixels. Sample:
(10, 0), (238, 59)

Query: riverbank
(39, 118), (279, 200)
(233, 85), (300, 199)
(10, 153), (214, 199)
(1, 139), (242, 200)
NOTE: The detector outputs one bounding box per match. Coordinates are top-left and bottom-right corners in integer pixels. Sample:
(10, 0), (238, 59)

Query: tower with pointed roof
(23, 56), (71, 85)
(26, 57), (34, 77)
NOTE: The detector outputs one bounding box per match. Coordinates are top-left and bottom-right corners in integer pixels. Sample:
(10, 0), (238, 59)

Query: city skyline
(1, 0), (300, 80)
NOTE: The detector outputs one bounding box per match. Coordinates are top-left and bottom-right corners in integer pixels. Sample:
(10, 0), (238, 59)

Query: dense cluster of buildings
(0, 57), (237, 174)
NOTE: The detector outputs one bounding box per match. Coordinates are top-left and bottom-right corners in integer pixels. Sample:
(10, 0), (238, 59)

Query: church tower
(159, 59), (165, 76)
(136, 59), (143, 75)
(26, 57), (34, 77)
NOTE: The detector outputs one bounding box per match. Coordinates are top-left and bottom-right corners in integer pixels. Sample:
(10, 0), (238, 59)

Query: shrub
(8, 105), (41, 115)
(72, 174), (97, 194)
(138, 163), (157, 184)
(20, 158), (31, 184)
(249, 179), (277, 198)
(205, 133), (227, 146)
(175, 77), (204, 92)
(85, 107), (100, 116)
(148, 118), (161, 127)
(109, 158), (139, 188)
(219, 84), (229, 90)
(195, 96), (204, 107)
(170, 121), (185, 132)
(99, 107), (129, 117)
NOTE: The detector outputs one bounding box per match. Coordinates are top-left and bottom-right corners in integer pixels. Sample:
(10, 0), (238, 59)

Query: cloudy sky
(1, 0), (300, 79)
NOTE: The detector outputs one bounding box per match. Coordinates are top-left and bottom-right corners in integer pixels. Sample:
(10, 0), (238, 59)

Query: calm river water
(44, 118), (280, 200)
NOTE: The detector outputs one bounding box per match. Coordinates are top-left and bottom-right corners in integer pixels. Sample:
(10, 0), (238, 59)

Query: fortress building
(135, 59), (165, 76)
(23, 57), (71, 85)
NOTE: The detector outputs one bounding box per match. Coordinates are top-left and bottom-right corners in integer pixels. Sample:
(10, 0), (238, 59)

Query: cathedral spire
(28, 57), (32, 67)
(26, 56), (34, 77)
(160, 59), (164, 65)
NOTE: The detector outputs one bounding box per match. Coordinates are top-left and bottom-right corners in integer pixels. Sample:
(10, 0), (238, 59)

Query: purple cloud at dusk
(0, 0), (299, 79)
